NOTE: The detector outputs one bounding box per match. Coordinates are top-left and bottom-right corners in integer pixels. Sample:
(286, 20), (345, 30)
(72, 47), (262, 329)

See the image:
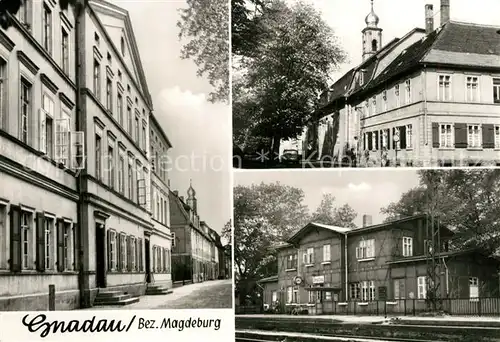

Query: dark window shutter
(137, 238), (142, 272)
(392, 128), (397, 149)
(73, 223), (79, 271)
(36, 212), (45, 272)
(117, 234), (122, 271)
(107, 230), (111, 271)
(57, 219), (64, 272)
(455, 123), (467, 148)
(9, 205), (21, 272)
(140, 239), (143, 271)
(374, 131), (379, 150)
(127, 236), (132, 271)
(387, 129), (391, 150)
(482, 124), (495, 148)
(432, 123), (440, 148)
(400, 126), (407, 149)
(367, 132), (373, 150)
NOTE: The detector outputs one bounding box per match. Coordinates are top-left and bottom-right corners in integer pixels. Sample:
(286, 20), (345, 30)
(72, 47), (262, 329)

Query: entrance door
(145, 238), (151, 283)
(95, 223), (106, 288)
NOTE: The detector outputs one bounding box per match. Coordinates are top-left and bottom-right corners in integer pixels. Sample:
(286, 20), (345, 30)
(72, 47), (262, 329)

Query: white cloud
(347, 182), (372, 192)
(157, 86), (206, 114)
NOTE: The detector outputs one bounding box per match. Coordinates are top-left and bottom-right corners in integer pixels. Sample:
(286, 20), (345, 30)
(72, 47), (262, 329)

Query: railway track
(235, 330), (444, 342)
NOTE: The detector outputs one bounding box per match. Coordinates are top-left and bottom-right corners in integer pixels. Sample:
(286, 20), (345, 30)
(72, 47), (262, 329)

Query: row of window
(107, 230), (143, 272)
(363, 76), (500, 119)
(191, 229), (213, 259)
(19, 0), (71, 75)
(433, 123), (500, 149)
(150, 130), (169, 183)
(0, 55), (84, 169)
(4, 205), (77, 273)
(364, 79), (412, 118)
(284, 284), (338, 304)
(152, 186), (169, 226)
(286, 237), (417, 270)
(152, 244), (171, 274)
(95, 123), (148, 207)
(437, 75), (500, 103)
(363, 124), (414, 151)
(93, 57), (147, 152)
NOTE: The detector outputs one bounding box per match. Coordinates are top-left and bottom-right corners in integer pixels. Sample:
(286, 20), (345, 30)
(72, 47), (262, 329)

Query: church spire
(362, 0), (383, 61)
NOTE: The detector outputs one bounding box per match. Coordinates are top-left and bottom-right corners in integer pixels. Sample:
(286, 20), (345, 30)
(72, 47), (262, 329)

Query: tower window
(372, 39), (378, 52)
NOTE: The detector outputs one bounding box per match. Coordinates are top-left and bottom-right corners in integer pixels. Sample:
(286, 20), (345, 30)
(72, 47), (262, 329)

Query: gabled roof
(287, 222), (352, 245)
(360, 21), (500, 96)
(284, 214), (454, 247)
(89, 0), (153, 109)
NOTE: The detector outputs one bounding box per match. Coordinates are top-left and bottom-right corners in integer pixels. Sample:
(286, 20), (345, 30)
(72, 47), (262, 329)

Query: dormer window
(359, 70), (365, 85)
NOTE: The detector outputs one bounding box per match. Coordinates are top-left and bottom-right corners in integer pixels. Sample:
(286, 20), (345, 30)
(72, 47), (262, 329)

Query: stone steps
(146, 284), (174, 296)
(93, 290), (140, 306)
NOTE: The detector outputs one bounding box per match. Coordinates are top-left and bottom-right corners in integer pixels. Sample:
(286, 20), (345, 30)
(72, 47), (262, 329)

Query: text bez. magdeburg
(22, 314), (222, 337)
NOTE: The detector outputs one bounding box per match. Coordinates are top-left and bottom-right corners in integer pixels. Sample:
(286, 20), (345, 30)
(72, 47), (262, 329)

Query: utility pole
(425, 178), (442, 312)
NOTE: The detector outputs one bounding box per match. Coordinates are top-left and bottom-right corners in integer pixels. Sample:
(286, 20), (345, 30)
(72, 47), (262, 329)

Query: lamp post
(393, 134), (400, 167)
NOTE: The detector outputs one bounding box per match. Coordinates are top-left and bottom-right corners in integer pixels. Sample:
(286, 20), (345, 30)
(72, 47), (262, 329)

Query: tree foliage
(0, 0), (86, 29)
(177, 0), (229, 104)
(310, 193), (357, 228)
(381, 169), (500, 256)
(234, 182), (356, 304)
(232, 0), (347, 153)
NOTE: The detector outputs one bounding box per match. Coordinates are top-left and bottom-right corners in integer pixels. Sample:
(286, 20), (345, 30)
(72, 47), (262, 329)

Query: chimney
(440, 0), (450, 26)
(180, 196), (184, 202)
(362, 214), (373, 227)
(425, 4), (434, 34)
(173, 190), (178, 196)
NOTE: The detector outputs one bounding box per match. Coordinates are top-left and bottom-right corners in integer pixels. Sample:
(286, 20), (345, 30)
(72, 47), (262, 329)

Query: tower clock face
(294, 276), (303, 285)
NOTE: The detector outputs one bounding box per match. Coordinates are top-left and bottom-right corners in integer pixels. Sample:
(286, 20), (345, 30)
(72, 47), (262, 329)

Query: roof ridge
(448, 20), (500, 29)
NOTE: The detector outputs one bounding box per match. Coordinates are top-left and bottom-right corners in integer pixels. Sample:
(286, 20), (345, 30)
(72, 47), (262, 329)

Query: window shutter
(127, 236), (132, 271)
(374, 131), (379, 150)
(9, 205), (21, 272)
(482, 124), (495, 149)
(40, 109), (46, 153)
(36, 212), (45, 271)
(400, 126), (407, 149)
(386, 129), (391, 150)
(367, 132), (373, 150)
(355, 247), (360, 259)
(117, 234), (122, 271)
(138, 238), (143, 271)
(432, 123), (440, 148)
(390, 128), (394, 149)
(107, 230), (111, 271)
(57, 219), (64, 272)
(454, 123), (467, 148)
(73, 223), (79, 271)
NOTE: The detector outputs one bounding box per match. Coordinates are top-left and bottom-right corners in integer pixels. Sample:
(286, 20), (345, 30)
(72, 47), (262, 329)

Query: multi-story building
(0, 0), (173, 310)
(0, 0), (80, 311)
(148, 110), (173, 288)
(307, 0), (500, 167)
(169, 184), (216, 284)
(260, 215), (500, 315)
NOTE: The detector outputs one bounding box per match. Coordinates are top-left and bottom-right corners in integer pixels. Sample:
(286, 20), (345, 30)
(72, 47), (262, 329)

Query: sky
(234, 169), (421, 226)
(112, 1), (231, 236)
(290, 0), (500, 82)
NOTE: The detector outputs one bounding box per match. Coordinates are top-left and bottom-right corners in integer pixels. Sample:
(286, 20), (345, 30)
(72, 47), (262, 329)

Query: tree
(177, 0), (229, 103)
(231, 0), (270, 58)
(0, 0), (87, 29)
(233, 0), (347, 154)
(380, 169), (500, 256)
(310, 193), (357, 228)
(233, 182), (309, 304)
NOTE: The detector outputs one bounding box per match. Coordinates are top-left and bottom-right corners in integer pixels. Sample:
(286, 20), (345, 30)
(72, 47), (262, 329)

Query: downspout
(344, 233), (348, 301)
(74, 1), (86, 309)
(423, 64), (428, 146)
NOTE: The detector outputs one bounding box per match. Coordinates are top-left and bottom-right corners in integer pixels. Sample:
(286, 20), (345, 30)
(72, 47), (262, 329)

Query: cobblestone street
(88, 279), (232, 310)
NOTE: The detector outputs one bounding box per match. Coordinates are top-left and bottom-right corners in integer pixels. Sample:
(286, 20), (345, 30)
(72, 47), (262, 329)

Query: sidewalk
(87, 279), (232, 310)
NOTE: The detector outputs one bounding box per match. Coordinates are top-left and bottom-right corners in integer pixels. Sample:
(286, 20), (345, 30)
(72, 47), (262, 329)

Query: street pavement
(89, 279), (232, 310)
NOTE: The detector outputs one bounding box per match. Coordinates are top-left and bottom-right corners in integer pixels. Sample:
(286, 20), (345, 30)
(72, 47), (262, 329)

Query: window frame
(465, 76), (480, 103)
(402, 236), (413, 257)
(467, 124), (482, 148)
(439, 123), (454, 148)
(42, 2), (53, 55)
(20, 77), (32, 145)
(438, 74), (452, 101)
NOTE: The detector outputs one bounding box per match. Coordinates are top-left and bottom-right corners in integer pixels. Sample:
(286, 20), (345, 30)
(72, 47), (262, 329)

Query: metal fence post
(49, 284), (55, 311)
(412, 298), (416, 316)
(384, 300), (387, 317)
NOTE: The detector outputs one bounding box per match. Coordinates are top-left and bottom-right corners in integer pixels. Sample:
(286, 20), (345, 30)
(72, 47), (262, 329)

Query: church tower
(187, 179), (197, 214)
(362, 0), (382, 61)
